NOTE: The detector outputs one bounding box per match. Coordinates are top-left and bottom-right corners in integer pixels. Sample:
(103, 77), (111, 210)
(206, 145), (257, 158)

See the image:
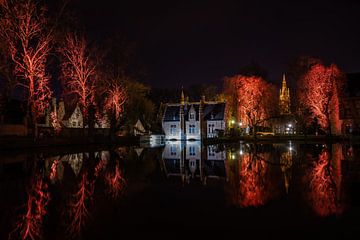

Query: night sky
(75, 0), (360, 88)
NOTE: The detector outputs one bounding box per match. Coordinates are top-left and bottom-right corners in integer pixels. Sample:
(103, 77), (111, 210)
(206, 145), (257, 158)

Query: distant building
(41, 98), (109, 129)
(340, 72), (360, 134)
(279, 74), (291, 115)
(162, 90), (226, 140)
(271, 74), (296, 134)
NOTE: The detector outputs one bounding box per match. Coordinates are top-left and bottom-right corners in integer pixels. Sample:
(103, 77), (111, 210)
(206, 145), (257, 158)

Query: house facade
(42, 98), (110, 129)
(162, 91), (226, 140)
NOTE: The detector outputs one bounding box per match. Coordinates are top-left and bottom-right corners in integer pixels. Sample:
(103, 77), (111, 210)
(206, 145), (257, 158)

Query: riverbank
(0, 135), (139, 151)
(204, 134), (359, 144)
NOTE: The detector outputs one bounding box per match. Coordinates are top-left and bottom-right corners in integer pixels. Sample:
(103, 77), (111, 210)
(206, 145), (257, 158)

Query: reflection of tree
(67, 171), (92, 238)
(105, 161), (126, 200)
(238, 153), (268, 207)
(307, 149), (343, 216)
(280, 151), (293, 194)
(49, 159), (59, 182)
(9, 174), (50, 240)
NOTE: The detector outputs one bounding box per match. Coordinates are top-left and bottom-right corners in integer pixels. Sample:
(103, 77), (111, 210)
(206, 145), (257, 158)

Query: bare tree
(60, 33), (97, 125)
(0, 0), (53, 136)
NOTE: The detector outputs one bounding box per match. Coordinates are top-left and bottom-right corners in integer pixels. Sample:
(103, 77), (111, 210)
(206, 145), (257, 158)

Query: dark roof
(163, 105), (180, 121)
(62, 103), (78, 120)
(163, 102), (225, 122)
(203, 103), (225, 121)
(345, 73), (360, 98)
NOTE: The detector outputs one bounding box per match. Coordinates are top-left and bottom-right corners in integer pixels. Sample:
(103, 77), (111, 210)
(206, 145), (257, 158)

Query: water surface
(0, 141), (359, 239)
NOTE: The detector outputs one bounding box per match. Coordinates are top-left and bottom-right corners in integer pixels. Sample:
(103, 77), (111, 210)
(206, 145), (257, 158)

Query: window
(170, 125), (177, 134)
(189, 146), (196, 156)
(208, 146), (215, 157)
(188, 124), (196, 134)
(189, 112), (195, 120)
(170, 146), (177, 156)
(208, 124), (215, 134)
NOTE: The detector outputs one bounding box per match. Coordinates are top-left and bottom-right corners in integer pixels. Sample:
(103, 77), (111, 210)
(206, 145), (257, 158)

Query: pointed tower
(279, 74), (291, 115)
(179, 88), (185, 139)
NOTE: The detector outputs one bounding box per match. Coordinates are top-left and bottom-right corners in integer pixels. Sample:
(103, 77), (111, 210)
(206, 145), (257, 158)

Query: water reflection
(6, 149), (127, 240)
(161, 141), (227, 185)
(8, 169), (50, 240)
(305, 144), (344, 216)
(1, 142), (357, 239)
(227, 143), (281, 208)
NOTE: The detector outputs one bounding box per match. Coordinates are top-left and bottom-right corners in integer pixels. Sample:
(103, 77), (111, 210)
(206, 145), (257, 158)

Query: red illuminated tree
(0, 0), (52, 136)
(60, 33), (97, 124)
(298, 63), (344, 135)
(8, 173), (50, 240)
(224, 75), (277, 135)
(103, 80), (127, 132)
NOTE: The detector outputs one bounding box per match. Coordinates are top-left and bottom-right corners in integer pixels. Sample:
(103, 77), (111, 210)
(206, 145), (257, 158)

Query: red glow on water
(105, 162), (126, 199)
(8, 174), (50, 240)
(67, 171), (92, 238)
(238, 154), (268, 207)
(94, 158), (106, 179)
(307, 150), (343, 216)
(49, 159), (59, 181)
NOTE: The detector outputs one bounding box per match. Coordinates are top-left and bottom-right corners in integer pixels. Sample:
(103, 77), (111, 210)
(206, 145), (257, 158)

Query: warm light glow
(306, 149), (343, 216)
(67, 171), (92, 238)
(298, 63), (343, 134)
(8, 174), (50, 240)
(105, 161), (126, 199)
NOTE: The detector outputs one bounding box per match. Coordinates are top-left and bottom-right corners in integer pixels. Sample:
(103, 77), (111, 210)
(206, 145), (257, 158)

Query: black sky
(74, 0), (360, 88)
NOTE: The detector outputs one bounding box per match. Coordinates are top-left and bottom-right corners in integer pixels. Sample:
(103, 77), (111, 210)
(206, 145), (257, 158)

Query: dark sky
(75, 0), (360, 88)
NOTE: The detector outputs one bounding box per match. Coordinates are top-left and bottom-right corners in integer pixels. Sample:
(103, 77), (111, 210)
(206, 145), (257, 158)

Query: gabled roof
(62, 103), (80, 121)
(203, 102), (225, 121)
(163, 105), (180, 122)
(162, 102), (225, 122)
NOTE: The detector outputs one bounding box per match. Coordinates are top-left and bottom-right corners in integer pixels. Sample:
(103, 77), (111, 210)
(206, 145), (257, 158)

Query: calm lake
(0, 141), (359, 239)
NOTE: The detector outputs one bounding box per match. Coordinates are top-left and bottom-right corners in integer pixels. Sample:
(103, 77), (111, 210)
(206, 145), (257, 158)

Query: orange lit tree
(225, 75), (277, 135)
(0, 0), (52, 136)
(298, 63), (344, 135)
(60, 33), (97, 125)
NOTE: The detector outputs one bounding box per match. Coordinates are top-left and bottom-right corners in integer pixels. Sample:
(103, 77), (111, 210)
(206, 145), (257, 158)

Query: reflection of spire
(280, 150), (293, 195)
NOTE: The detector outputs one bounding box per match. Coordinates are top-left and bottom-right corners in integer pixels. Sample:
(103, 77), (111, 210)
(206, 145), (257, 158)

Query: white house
(162, 92), (226, 140)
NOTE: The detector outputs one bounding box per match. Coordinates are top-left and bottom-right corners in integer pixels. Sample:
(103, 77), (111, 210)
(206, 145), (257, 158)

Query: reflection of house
(162, 91), (226, 140)
(161, 142), (227, 184)
(133, 119), (147, 136)
(60, 153), (83, 176)
(340, 73), (360, 134)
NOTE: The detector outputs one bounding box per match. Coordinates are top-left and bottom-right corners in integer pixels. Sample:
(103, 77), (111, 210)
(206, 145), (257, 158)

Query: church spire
(279, 73), (291, 115)
(181, 87), (185, 105)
